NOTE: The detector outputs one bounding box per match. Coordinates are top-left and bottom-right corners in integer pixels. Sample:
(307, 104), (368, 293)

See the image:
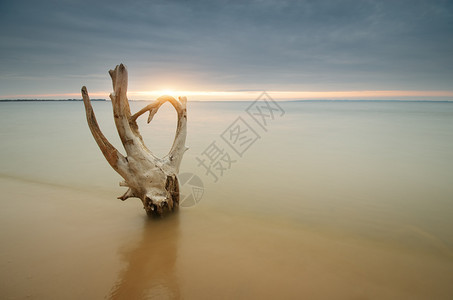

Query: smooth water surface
(1, 100), (452, 299)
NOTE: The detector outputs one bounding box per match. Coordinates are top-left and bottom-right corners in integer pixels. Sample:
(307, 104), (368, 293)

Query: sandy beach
(1, 174), (453, 299)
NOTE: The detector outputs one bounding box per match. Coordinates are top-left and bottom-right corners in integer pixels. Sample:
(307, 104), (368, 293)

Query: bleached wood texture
(81, 64), (188, 216)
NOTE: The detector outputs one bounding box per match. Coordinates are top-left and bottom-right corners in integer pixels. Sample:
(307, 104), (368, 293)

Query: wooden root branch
(81, 64), (188, 216)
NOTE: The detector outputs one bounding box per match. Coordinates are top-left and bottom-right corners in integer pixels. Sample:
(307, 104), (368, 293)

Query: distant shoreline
(0, 99), (451, 103)
(0, 99), (106, 102)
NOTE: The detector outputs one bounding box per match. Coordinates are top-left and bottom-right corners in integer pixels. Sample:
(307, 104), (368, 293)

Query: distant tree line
(0, 99), (106, 102)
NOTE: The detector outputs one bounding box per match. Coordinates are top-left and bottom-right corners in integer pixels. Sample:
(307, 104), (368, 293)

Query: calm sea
(1, 100), (452, 299)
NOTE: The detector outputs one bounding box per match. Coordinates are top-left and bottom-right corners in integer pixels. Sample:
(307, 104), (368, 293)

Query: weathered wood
(82, 64), (188, 216)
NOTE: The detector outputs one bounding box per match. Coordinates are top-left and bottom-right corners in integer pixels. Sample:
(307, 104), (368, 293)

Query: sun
(131, 89), (182, 100)
(158, 89), (176, 97)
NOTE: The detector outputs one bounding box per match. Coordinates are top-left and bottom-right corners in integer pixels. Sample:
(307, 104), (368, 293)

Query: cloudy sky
(1, 0), (452, 100)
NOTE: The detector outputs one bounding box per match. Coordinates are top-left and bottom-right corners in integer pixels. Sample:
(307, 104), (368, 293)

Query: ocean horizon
(1, 98), (453, 102)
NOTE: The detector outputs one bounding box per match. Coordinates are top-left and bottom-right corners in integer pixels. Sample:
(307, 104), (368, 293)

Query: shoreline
(1, 99), (452, 103)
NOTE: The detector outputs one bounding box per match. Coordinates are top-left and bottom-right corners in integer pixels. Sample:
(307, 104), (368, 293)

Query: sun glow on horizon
(156, 89), (177, 98)
(2, 90), (453, 101)
(128, 89), (453, 101)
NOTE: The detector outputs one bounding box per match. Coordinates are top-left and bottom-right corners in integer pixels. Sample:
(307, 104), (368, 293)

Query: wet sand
(1, 176), (452, 299)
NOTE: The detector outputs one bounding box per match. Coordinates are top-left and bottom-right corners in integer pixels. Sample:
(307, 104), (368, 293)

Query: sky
(1, 0), (452, 101)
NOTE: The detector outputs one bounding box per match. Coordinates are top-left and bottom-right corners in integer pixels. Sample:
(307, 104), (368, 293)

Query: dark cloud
(1, 0), (452, 96)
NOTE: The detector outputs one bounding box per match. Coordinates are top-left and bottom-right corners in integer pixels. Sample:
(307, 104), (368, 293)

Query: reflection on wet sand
(109, 214), (180, 299)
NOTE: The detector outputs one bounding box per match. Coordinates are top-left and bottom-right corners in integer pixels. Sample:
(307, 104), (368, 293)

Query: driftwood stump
(81, 64), (188, 216)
